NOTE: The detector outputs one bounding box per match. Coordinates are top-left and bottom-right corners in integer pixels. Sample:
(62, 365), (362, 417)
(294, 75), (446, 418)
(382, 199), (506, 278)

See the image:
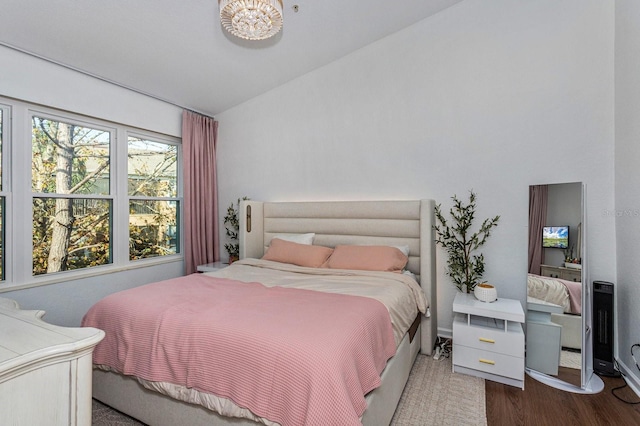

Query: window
(0, 97), (182, 288)
(31, 116), (113, 275)
(128, 136), (179, 260)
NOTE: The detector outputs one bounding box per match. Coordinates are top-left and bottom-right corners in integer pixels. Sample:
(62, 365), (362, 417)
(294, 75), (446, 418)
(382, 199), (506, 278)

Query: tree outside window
(31, 117), (111, 275)
(128, 137), (179, 260)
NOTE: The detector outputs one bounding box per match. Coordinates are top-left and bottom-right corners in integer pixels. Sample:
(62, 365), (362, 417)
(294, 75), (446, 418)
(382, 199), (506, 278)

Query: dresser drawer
(453, 344), (524, 380)
(453, 314), (524, 358)
(540, 265), (560, 278)
(560, 269), (581, 282)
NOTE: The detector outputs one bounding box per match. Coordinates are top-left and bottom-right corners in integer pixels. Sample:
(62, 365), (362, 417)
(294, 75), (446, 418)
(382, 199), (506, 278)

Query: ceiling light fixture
(219, 0), (283, 41)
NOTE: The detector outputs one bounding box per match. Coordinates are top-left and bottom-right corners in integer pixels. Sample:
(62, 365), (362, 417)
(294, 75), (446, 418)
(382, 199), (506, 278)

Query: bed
(84, 199), (438, 426)
(527, 273), (582, 350)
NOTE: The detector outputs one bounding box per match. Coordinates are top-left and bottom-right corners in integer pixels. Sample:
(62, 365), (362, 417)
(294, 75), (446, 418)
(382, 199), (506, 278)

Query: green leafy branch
(224, 196), (249, 260)
(434, 191), (500, 293)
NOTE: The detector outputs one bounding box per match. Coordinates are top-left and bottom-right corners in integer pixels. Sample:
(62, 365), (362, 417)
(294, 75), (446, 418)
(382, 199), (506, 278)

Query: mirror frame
(525, 182), (603, 394)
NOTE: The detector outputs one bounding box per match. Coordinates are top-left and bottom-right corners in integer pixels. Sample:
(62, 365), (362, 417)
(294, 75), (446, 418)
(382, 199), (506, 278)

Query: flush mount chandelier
(219, 0), (284, 41)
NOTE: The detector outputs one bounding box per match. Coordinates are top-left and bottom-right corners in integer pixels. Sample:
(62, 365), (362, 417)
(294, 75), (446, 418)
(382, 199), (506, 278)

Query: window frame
(0, 97), (183, 291)
(30, 112), (116, 275)
(0, 103), (11, 283)
(126, 131), (182, 262)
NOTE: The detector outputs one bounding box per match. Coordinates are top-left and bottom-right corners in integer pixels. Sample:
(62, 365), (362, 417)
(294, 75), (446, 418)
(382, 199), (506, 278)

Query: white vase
(474, 283), (497, 302)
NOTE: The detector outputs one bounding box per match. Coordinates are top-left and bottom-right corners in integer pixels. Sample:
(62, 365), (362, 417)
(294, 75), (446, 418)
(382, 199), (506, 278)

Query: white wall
(0, 45), (182, 136)
(545, 182), (582, 266)
(216, 0), (616, 336)
(1, 262), (182, 327)
(0, 45), (185, 326)
(615, 0), (640, 394)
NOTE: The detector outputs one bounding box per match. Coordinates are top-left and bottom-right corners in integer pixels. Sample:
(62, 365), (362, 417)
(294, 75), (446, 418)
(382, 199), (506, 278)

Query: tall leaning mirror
(525, 182), (603, 393)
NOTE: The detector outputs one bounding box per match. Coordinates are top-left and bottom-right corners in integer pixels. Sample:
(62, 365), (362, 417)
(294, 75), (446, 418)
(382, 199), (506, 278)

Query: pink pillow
(262, 238), (333, 268)
(324, 245), (408, 272)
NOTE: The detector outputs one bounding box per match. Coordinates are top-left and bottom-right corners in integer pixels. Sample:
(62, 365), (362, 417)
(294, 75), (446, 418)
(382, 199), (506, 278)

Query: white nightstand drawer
(452, 293), (525, 389)
(453, 314), (524, 358)
(453, 344), (524, 380)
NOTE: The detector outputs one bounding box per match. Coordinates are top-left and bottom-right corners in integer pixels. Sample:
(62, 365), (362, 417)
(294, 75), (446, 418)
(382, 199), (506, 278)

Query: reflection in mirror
(525, 182), (603, 393)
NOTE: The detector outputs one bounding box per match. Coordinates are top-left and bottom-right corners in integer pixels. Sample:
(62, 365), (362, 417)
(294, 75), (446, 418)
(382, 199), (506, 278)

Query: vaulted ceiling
(1, 0), (463, 116)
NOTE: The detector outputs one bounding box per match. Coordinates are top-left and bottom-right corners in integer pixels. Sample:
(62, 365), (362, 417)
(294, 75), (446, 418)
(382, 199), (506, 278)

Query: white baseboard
(616, 358), (640, 397)
(438, 327), (452, 340)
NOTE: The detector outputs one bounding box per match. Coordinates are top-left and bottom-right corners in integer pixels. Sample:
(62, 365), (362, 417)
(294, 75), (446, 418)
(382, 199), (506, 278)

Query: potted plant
(563, 244), (581, 269)
(434, 191), (500, 294)
(224, 196), (249, 264)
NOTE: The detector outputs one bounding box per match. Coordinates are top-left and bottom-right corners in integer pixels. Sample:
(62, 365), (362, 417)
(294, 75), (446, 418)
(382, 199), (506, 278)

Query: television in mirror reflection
(542, 225), (569, 249)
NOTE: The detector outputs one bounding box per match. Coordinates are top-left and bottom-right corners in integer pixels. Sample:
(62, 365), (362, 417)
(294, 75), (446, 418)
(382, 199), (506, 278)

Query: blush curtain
(182, 110), (219, 274)
(528, 185), (548, 275)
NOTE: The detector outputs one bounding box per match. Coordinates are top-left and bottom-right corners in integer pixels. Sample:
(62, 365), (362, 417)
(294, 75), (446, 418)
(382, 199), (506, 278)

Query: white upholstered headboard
(238, 199), (437, 355)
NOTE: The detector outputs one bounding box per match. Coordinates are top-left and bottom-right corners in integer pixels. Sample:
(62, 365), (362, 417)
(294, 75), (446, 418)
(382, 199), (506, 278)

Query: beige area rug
(93, 355), (487, 426)
(391, 355), (487, 426)
(560, 349), (582, 370)
(92, 400), (145, 426)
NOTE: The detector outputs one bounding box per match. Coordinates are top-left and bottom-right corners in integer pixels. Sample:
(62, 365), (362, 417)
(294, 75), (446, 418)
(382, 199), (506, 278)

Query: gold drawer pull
(479, 337), (495, 344)
(479, 358), (496, 365)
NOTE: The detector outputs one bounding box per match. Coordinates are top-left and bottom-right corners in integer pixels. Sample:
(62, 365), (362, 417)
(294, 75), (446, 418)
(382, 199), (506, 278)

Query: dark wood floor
(485, 368), (640, 425)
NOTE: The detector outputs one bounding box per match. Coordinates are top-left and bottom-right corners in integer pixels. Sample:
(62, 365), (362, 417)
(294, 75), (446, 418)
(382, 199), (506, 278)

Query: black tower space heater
(593, 281), (615, 375)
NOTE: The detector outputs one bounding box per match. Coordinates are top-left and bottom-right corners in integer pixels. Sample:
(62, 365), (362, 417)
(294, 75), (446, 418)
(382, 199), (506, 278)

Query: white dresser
(540, 264), (582, 283)
(452, 292), (525, 389)
(0, 297), (105, 425)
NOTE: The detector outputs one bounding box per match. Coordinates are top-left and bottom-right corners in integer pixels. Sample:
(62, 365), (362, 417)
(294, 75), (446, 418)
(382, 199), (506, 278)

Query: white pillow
(270, 233), (315, 245)
(393, 245), (410, 257)
(402, 270), (417, 280)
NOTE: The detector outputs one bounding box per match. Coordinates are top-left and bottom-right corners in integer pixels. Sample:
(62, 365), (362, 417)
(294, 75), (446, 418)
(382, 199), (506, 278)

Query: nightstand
(196, 261), (228, 273)
(452, 292), (525, 389)
(526, 299), (563, 375)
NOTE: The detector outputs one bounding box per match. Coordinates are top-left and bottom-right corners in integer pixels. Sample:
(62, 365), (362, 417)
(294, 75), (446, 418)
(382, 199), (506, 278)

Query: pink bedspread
(82, 273), (396, 426)
(562, 278), (582, 315)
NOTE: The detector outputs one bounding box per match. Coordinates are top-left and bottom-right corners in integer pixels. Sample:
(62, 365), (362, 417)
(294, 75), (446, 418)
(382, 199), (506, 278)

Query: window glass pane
(129, 200), (179, 260)
(128, 137), (177, 197)
(33, 198), (112, 275)
(32, 117), (110, 195)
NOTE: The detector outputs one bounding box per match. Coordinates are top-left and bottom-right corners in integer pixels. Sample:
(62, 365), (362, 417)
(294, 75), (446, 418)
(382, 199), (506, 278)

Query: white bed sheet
(527, 273), (571, 313)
